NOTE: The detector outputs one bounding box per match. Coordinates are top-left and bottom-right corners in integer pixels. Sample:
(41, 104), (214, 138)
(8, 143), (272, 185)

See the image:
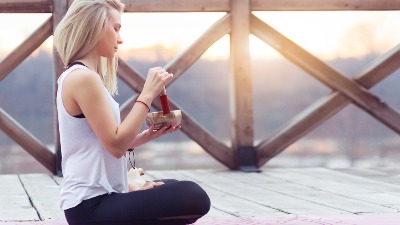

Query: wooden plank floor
(1, 167), (400, 224)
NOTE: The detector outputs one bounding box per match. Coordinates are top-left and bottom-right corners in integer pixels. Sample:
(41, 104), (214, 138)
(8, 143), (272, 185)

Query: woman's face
(96, 8), (123, 58)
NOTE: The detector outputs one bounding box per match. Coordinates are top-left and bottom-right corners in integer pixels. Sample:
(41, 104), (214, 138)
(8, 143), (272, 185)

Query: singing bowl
(145, 110), (182, 131)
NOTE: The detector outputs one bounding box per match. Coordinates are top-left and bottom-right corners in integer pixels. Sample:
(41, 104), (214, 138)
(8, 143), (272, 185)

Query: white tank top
(57, 64), (128, 210)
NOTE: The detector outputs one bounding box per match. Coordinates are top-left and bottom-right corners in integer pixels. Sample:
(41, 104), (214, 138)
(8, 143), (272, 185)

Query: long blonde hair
(53, 0), (125, 95)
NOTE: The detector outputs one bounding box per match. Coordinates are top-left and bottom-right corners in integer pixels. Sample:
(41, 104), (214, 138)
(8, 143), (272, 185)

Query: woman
(53, 0), (210, 224)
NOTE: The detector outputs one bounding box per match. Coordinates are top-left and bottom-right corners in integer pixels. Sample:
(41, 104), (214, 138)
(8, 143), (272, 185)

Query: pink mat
(1, 213), (400, 225)
(196, 214), (400, 225)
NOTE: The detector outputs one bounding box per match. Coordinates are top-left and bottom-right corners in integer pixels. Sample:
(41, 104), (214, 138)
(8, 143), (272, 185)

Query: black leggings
(64, 180), (211, 225)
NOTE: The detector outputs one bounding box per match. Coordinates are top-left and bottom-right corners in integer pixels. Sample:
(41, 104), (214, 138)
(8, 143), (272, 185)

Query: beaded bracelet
(126, 149), (136, 168)
(135, 100), (150, 112)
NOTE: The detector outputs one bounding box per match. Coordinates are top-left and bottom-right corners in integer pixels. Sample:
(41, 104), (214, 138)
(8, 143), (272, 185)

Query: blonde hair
(54, 0), (125, 95)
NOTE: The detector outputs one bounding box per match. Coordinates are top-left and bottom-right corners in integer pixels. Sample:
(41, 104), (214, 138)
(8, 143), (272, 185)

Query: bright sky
(0, 11), (399, 61)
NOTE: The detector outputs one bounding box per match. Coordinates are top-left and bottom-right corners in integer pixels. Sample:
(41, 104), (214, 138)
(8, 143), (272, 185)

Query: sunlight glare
(253, 11), (400, 60)
(0, 13), (53, 57)
(0, 11), (399, 61)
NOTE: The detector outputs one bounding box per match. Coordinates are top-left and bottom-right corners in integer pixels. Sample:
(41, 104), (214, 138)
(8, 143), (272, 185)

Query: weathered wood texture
(0, 17), (52, 81)
(0, 0), (52, 13)
(255, 44), (400, 165)
(123, 0), (230, 12)
(251, 15), (400, 133)
(164, 13), (231, 84)
(0, 109), (55, 174)
(2, 168), (400, 222)
(19, 174), (64, 221)
(0, 175), (39, 221)
(253, 22), (400, 166)
(0, 0), (400, 173)
(118, 13), (235, 168)
(118, 60), (236, 169)
(3, 0), (400, 13)
(229, 0), (253, 150)
(251, 0), (400, 11)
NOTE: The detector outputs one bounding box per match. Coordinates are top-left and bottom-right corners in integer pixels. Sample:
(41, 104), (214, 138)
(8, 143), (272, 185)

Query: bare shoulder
(63, 68), (103, 89)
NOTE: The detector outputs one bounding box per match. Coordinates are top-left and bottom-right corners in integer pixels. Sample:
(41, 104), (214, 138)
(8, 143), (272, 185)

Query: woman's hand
(140, 67), (173, 101)
(141, 181), (164, 190)
(130, 124), (181, 149)
(137, 167), (144, 176)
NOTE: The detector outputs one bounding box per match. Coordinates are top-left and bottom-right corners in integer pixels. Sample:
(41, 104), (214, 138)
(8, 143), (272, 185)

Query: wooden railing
(1, 0), (400, 174)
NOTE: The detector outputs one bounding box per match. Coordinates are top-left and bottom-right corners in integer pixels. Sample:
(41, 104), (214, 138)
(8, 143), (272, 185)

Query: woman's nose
(117, 34), (123, 44)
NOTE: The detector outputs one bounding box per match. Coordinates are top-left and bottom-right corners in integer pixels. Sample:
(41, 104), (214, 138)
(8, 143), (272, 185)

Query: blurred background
(1, 11), (400, 173)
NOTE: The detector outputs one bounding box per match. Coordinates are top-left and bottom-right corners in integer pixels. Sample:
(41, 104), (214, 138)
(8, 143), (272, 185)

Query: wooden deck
(1, 167), (400, 224)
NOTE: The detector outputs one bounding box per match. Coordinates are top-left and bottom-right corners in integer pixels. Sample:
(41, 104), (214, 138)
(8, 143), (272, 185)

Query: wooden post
(52, 0), (68, 176)
(229, 0), (258, 172)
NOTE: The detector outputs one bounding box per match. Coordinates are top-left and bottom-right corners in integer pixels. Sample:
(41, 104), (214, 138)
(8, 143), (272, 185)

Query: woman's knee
(180, 181), (211, 215)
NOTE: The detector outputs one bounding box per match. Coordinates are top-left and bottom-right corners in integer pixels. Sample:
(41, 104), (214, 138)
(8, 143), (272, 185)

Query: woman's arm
(63, 67), (172, 158)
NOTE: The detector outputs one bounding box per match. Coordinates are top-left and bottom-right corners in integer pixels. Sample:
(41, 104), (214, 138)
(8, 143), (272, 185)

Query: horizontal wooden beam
(256, 42), (400, 166)
(1, 0), (399, 13)
(164, 13), (231, 84)
(123, 0), (229, 12)
(0, 108), (56, 174)
(0, 0), (52, 13)
(117, 60), (236, 169)
(0, 16), (52, 81)
(251, 0), (400, 11)
(124, 0), (400, 12)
